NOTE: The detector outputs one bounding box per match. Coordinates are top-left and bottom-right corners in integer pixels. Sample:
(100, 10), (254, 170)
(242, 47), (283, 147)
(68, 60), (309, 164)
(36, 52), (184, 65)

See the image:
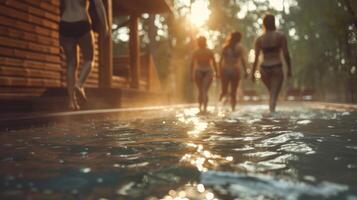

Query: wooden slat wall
(0, 0), (100, 98)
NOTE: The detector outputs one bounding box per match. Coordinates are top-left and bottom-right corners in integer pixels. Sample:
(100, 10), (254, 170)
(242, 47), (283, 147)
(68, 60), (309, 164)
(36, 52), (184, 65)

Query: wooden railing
(112, 53), (161, 92)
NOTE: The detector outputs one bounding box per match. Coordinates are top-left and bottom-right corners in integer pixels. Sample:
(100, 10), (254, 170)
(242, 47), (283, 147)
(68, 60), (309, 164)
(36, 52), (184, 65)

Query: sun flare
(188, 0), (211, 27)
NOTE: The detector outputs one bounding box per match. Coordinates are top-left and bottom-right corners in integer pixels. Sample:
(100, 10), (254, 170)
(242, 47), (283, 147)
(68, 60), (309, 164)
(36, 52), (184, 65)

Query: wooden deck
(0, 87), (169, 114)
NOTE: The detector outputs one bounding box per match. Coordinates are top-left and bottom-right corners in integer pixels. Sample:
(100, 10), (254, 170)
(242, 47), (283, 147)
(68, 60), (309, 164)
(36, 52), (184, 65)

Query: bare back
(257, 31), (286, 66)
(194, 48), (214, 69)
(61, 0), (90, 22)
(222, 44), (245, 68)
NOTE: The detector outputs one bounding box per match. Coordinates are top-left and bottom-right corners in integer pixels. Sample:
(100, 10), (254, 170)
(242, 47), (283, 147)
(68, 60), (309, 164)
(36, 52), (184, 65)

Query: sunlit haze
(188, 0), (211, 27)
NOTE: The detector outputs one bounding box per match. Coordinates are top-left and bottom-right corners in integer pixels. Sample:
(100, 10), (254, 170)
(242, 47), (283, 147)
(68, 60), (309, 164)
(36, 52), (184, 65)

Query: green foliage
(284, 0), (357, 101)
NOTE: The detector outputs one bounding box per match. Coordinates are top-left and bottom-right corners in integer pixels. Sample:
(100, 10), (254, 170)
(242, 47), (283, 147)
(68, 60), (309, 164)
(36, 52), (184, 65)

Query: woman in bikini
(190, 36), (218, 114)
(219, 31), (248, 111)
(252, 14), (292, 113)
(60, 0), (109, 110)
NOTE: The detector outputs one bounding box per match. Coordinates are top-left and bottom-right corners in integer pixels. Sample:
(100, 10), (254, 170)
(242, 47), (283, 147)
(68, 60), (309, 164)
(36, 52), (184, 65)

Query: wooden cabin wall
(0, 0), (100, 99)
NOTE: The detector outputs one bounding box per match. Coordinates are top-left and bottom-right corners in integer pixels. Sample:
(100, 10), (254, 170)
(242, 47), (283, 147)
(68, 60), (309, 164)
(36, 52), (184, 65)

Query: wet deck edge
(0, 104), (195, 130)
(0, 102), (356, 131)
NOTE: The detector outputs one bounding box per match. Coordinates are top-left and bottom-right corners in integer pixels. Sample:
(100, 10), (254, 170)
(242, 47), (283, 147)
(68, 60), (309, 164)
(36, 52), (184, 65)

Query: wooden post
(146, 53), (151, 91)
(129, 15), (140, 89)
(99, 0), (113, 88)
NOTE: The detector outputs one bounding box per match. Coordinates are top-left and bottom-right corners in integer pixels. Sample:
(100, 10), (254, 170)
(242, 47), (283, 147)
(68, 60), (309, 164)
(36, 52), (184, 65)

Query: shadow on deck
(0, 87), (169, 114)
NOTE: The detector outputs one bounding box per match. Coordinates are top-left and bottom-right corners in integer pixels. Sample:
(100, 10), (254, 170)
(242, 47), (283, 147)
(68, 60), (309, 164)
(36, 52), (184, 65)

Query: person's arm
(281, 35), (292, 78)
(93, 0), (109, 36)
(211, 52), (219, 79)
(252, 38), (261, 82)
(190, 53), (196, 82)
(240, 46), (249, 78)
(218, 50), (224, 79)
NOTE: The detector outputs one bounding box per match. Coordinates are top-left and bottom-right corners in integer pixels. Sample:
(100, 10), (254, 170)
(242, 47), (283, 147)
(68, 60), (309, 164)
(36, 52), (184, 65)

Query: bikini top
(262, 45), (280, 54)
(222, 45), (241, 60)
(260, 33), (282, 54)
(194, 48), (213, 68)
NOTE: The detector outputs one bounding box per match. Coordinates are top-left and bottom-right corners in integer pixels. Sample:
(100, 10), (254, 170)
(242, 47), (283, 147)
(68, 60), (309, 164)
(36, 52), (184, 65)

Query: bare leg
(77, 31), (94, 87)
(202, 73), (213, 113)
(60, 36), (79, 110)
(75, 31), (94, 102)
(230, 76), (240, 111)
(220, 74), (229, 101)
(195, 73), (204, 112)
(261, 69), (273, 112)
(269, 68), (283, 112)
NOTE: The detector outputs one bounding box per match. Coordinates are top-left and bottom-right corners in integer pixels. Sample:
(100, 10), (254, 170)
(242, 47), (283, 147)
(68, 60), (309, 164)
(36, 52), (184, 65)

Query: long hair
(263, 13), (276, 31)
(223, 31), (242, 54)
(223, 31), (242, 48)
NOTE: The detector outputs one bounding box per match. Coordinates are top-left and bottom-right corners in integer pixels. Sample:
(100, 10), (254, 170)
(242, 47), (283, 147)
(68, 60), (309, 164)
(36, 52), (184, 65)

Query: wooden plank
(23, 0), (59, 15)
(0, 47), (61, 63)
(2, 0), (59, 22)
(0, 87), (46, 93)
(0, 76), (61, 87)
(0, 87), (46, 98)
(0, 57), (62, 72)
(113, 0), (172, 16)
(0, 36), (59, 54)
(0, 66), (61, 79)
(0, 4), (58, 30)
(0, 16), (58, 39)
(0, 26), (59, 47)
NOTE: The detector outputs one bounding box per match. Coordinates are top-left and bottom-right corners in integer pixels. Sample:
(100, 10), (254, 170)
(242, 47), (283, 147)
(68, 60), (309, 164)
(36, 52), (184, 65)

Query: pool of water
(1, 104), (357, 200)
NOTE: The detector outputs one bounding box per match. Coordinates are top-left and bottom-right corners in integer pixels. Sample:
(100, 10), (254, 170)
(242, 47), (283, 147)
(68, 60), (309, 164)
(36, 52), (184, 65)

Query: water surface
(0, 105), (357, 199)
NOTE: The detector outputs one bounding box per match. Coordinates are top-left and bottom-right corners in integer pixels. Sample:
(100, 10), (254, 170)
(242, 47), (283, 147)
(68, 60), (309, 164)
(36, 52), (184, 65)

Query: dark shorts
(59, 20), (91, 39)
(260, 64), (283, 84)
(222, 66), (240, 81)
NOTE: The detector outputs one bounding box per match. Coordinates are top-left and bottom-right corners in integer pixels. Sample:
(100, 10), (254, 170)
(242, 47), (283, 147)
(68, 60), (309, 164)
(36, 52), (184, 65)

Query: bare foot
(74, 85), (87, 102)
(68, 102), (80, 111)
(68, 95), (80, 111)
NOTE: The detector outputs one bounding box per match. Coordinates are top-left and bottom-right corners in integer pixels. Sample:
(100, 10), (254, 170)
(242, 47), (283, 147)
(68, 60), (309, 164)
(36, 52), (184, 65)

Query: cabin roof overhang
(113, 0), (173, 16)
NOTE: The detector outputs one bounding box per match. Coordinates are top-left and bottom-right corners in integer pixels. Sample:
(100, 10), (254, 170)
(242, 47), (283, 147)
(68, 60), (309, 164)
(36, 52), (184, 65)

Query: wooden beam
(112, 0), (173, 17)
(146, 53), (151, 91)
(99, 0), (113, 88)
(129, 15), (140, 89)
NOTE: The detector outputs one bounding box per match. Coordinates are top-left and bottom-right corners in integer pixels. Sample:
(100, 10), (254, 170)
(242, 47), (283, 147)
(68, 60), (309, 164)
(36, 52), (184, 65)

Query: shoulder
(275, 31), (287, 39)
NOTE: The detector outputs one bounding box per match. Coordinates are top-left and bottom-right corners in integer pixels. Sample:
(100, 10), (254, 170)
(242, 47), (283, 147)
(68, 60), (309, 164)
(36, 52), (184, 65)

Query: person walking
(252, 13), (292, 113)
(190, 36), (219, 114)
(60, 0), (109, 110)
(219, 31), (248, 111)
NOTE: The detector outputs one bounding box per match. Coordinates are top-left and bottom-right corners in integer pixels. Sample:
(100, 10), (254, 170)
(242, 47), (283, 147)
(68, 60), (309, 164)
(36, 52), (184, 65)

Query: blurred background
(112, 0), (357, 104)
